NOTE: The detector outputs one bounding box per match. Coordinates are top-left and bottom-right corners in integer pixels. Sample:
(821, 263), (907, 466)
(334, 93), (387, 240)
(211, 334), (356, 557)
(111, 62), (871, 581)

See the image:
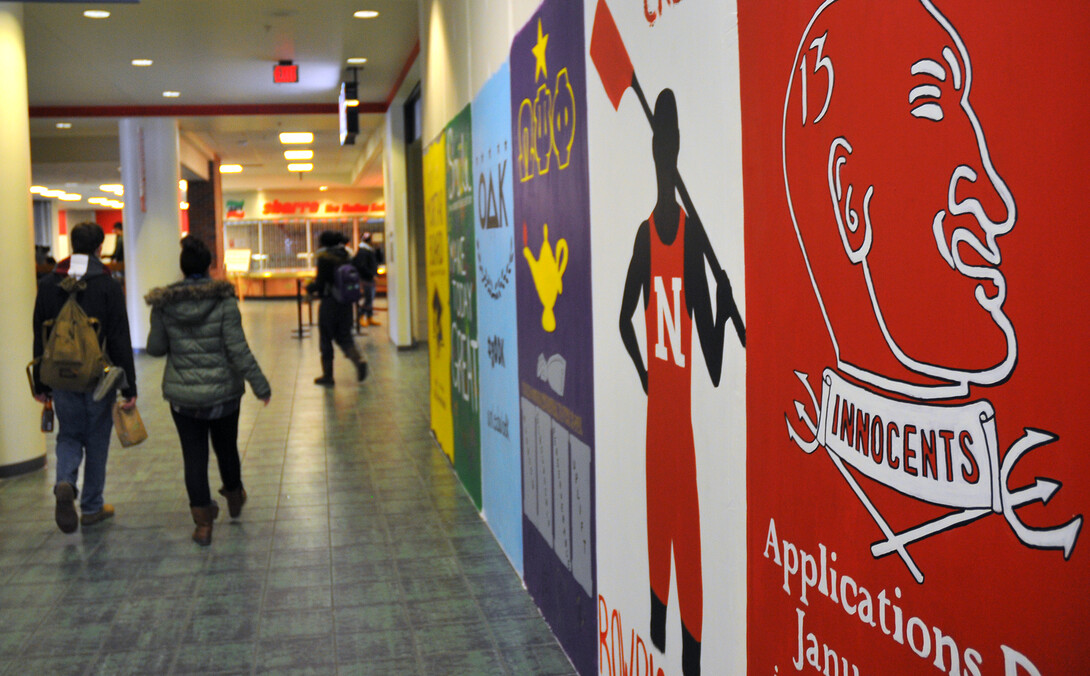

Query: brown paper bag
(112, 399), (148, 447)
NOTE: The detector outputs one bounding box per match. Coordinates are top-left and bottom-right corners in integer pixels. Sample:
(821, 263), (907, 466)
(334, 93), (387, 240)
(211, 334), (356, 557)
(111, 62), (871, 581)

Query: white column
(0, 4), (46, 475)
(383, 101), (413, 348)
(119, 117), (183, 349)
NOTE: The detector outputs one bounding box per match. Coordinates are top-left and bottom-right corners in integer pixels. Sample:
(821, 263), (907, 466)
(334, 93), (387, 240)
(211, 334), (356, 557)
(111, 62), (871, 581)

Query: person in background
(34, 244), (53, 265)
(352, 231), (381, 327)
(108, 223), (123, 263)
(145, 236), (270, 546)
(307, 230), (368, 386)
(32, 222), (137, 533)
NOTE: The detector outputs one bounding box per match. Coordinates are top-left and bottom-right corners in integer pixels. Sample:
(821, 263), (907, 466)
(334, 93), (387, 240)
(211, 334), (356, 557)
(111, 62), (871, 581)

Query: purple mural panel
(511, 0), (596, 673)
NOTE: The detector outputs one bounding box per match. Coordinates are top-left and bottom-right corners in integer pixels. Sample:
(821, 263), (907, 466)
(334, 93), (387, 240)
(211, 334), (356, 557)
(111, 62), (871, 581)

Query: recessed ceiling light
(346, 57), (368, 65)
(58, 194), (82, 202)
(131, 59), (153, 67)
(162, 91), (181, 98)
(318, 186), (329, 192)
(284, 150), (313, 160)
(88, 197), (109, 205)
(99, 184), (124, 195)
(353, 10), (379, 19)
(219, 164), (243, 173)
(83, 10), (110, 19)
(30, 186), (47, 194)
(287, 163), (314, 172)
(42, 189), (65, 197)
(279, 132), (313, 144)
(109, 201), (124, 209)
(55, 122), (72, 129)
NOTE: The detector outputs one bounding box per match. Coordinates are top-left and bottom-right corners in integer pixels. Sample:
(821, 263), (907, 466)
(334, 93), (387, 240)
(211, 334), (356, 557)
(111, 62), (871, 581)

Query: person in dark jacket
(145, 236), (271, 546)
(307, 230), (368, 386)
(32, 222), (137, 533)
(351, 232), (380, 327)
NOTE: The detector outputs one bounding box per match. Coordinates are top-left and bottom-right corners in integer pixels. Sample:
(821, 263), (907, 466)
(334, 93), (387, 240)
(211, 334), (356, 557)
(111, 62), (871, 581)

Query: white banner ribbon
(786, 369), (1082, 583)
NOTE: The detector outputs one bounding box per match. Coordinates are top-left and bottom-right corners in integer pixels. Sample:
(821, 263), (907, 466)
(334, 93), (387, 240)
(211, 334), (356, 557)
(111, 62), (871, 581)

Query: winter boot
(345, 346), (368, 383)
(190, 502), (220, 546)
(314, 358), (335, 386)
(218, 486), (247, 519)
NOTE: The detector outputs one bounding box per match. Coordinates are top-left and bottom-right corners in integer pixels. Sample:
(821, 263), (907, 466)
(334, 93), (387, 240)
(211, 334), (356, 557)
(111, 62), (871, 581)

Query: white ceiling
(23, 0), (420, 208)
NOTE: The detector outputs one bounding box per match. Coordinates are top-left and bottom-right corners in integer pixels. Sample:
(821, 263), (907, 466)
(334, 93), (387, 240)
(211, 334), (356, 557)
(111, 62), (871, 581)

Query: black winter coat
(351, 244), (378, 282)
(308, 245), (350, 298)
(32, 255), (137, 399)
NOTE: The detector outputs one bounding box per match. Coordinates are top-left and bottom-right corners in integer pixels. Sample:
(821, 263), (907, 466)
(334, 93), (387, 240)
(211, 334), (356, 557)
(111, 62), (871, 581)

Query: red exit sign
(273, 62), (298, 84)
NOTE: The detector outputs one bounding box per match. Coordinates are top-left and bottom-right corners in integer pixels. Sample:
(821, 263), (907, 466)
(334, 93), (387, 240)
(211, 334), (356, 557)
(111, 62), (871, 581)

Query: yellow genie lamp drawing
(523, 222), (568, 332)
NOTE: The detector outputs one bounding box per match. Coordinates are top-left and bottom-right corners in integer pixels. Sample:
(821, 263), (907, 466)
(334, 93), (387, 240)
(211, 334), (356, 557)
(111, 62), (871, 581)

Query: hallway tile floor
(0, 301), (575, 675)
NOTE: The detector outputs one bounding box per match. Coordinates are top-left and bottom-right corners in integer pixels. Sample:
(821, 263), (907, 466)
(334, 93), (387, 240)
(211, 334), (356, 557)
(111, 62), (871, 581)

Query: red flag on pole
(590, 0), (634, 111)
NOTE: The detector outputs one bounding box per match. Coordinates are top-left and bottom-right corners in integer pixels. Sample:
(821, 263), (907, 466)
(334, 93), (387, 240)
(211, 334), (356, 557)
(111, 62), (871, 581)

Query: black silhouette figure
(618, 88), (745, 676)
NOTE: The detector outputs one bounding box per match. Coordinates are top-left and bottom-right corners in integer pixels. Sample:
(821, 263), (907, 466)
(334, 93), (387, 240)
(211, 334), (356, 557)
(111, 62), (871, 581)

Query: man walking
(32, 222), (137, 533)
(308, 230), (368, 386)
(352, 231), (381, 327)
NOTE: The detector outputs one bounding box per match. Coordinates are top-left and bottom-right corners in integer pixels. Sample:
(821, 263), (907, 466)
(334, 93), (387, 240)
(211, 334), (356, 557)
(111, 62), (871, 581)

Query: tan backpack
(37, 277), (108, 393)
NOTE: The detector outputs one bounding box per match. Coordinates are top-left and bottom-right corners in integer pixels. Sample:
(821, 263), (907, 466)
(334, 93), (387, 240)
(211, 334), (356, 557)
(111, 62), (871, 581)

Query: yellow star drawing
(532, 18), (549, 82)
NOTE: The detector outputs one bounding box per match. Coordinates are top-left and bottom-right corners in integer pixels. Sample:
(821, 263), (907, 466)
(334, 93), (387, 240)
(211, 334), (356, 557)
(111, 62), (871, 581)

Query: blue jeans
(52, 390), (114, 514)
(361, 280), (376, 318)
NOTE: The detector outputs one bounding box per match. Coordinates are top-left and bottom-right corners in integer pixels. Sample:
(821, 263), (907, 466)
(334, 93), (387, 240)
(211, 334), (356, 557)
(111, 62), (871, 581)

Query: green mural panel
(446, 105), (481, 508)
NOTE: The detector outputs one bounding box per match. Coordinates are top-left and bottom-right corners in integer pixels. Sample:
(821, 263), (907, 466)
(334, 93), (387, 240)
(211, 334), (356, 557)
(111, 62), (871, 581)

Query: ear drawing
(828, 137), (873, 264)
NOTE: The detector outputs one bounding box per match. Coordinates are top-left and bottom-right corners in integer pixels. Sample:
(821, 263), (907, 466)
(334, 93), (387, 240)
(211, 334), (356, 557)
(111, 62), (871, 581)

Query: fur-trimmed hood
(145, 279), (237, 324)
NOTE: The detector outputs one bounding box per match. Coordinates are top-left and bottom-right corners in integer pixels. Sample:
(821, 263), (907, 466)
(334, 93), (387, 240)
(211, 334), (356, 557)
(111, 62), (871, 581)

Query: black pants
(170, 407), (242, 507)
(318, 297), (356, 361)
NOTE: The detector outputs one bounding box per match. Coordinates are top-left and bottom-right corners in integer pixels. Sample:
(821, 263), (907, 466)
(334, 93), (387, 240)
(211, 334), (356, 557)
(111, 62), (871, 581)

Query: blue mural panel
(473, 63), (523, 574)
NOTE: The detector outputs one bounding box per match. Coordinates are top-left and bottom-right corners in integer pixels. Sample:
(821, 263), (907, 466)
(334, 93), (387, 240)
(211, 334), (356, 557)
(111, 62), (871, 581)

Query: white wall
(383, 57), (422, 348)
(419, 0), (543, 144)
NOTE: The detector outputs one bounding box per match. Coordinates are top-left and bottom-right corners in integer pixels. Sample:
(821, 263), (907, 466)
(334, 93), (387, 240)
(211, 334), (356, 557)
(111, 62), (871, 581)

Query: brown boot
(218, 486), (247, 519)
(190, 502), (220, 546)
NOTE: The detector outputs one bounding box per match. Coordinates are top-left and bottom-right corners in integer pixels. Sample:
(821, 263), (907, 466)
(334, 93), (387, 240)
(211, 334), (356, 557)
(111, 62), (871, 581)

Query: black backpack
(332, 263), (362, 304)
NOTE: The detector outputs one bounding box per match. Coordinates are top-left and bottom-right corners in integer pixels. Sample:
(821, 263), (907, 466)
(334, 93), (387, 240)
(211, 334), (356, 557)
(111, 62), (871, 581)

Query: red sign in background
(741, 1), (1090, 673)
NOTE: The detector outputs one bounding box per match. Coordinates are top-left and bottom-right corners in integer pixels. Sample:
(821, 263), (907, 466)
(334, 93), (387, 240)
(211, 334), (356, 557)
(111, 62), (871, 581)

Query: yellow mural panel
(423, 135), (454, 461)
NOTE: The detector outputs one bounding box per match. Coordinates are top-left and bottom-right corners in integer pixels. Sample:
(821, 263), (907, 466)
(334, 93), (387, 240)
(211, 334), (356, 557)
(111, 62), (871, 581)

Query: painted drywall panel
(511, 1), (598, 673)
(587, 1), (748, 675)
(473, 62), (524, 573)
(446, 104), (482, 507)
(423, 134), (455, 460)
(740, 1), (1090, 674)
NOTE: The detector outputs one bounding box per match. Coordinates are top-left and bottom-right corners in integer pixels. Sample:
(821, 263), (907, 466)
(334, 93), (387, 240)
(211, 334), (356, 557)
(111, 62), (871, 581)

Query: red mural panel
(741, 1), (1090, 673)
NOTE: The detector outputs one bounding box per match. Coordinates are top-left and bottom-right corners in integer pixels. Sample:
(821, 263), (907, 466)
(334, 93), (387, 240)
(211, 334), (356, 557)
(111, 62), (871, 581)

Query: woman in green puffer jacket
(145, 236), (271, 546)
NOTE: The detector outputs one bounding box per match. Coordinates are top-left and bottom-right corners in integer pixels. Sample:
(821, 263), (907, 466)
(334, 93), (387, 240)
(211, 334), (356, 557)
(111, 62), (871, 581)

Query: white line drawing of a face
(783, 0), (1017, 400)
